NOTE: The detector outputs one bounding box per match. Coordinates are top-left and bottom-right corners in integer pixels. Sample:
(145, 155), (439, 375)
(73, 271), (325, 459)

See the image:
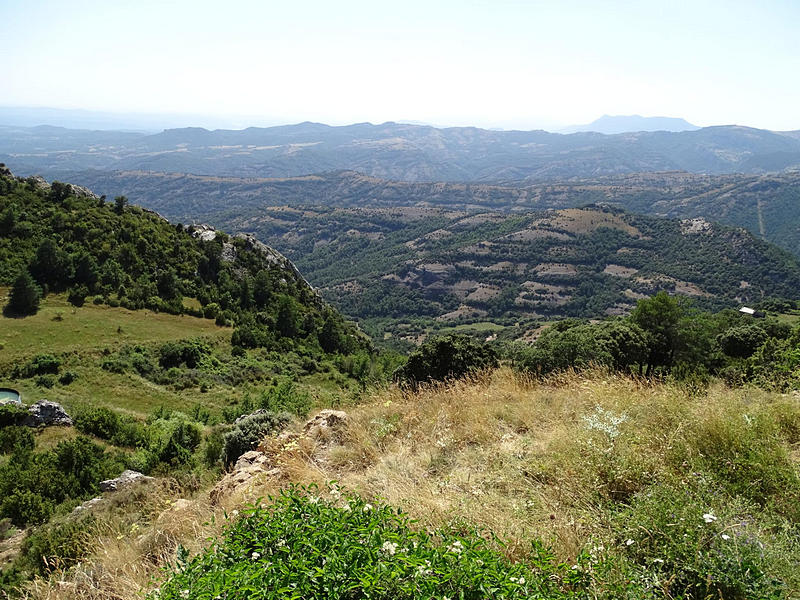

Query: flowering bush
(151, 484), (588, 600)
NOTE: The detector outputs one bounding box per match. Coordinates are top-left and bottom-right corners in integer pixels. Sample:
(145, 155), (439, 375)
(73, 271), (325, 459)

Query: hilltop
(11, 369), (800, 599)
(197, 204), (800, 343)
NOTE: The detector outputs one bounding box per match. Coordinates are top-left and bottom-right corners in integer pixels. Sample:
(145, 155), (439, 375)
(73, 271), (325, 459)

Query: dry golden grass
(17, 368), (800, 599)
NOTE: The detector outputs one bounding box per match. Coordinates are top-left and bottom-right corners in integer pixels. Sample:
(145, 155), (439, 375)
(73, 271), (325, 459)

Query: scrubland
(13, 368), (799, 599)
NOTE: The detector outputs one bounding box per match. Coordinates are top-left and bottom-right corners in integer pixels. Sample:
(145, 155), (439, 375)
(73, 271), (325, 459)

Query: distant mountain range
(559, 115), (700, 134)
(3, 120), (800, 182)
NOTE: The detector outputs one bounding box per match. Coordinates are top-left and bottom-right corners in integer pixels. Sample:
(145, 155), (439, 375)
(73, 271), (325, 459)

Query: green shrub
(152, 485), (585, 600)
(146, 415), (203, 465)
(0, 404), (27, 427)
(393, 334), (498, 389)
(616, 485), (789, 600)
(202, 425), (230, 467)
(222, 410), (290, 467)
(0, 426), (34, 455)
(58, 370), (78, 385)
(34, 374), (55, 388)
(67, 285), (89, 307)
(159, 338), (211, 369)
(17, 353), (61, 378)
(16, 514), (96, 576)
(74, 406), (120, 440)
(257, 379), (311, 417)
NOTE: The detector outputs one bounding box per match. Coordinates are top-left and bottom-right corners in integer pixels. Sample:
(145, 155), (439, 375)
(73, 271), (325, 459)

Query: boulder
(99, 469), (153, 492)
(22, 400), (72, 427)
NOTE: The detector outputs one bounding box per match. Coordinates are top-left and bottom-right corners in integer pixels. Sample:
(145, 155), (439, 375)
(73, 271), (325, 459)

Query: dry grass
(17, 368), (800, 599)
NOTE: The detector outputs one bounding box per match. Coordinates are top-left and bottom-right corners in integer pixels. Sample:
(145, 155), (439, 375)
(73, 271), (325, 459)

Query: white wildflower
(382, 541), (398, 556)
(231, 510), (239, 518)
(276, 539), (286, 548)
(625, 539), (635, 546)
(363, 503), (373, 512)
(447, 540), (463, 554)
(251, 551), (261, 560)
(653, 558), (664, 564)
(702, 513), (717, 523)
(721, 534), (731, 540)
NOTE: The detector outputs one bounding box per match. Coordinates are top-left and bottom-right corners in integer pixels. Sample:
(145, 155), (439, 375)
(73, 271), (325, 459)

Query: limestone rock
(303, 409), (349, 445)
(23, 400), (72, 427)
(67, 183), (99, 200)
(99, 469), (153, 492)
(72, 496), (104, 514)
(210, 451), (280, 505)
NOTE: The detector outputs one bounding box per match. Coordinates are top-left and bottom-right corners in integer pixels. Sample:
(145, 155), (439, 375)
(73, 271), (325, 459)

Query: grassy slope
(0, 292), (367, 421)
(0, 290), (231, 418)
(20, 369), (800, 599)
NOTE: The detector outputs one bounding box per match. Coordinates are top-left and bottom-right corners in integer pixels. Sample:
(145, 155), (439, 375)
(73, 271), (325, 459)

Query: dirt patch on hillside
(533, 263), (578, 276)
(603, 264), (638, 277)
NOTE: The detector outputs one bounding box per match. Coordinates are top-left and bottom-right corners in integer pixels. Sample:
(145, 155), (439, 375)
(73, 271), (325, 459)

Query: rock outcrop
(99, 470), (154, 492)
(22, 400), (72, 427)
(210, 409), (349, 505)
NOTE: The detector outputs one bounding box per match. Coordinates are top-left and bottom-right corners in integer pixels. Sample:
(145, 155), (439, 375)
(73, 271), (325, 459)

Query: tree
(4, 270), (41, 317)
(629, 291), (684, 375)
(114, 195), (128, 214)
(717, 324), (769, 358)
(394, 334), (498, 389)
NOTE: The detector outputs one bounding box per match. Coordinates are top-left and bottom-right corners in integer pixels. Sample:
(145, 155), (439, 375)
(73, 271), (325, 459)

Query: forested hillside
(51, 169), (800, 258)
(174, 203), (800, 343)
(0, 167), (364, 355)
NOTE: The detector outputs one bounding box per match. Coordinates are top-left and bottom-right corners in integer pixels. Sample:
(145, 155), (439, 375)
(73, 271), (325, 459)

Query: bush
(0, 426), (34, 455)
(152, 485), (584, 600)
(58, 370), (78, 385)
(17, 353), (61, 378)
(616, 485), (789, 600)
(158, 338), (211, 369)
(67, 285), (89, 307)
(16, 514), (96, 576)
(222, 410), (290, 467)
(74, 406), (120, 440)
(3, 270), (41, 317)
(258, 379), (311, 417)
(0, 404), (27, 427)
(393, 334), (498, 389)
(147, 415), (203, 465)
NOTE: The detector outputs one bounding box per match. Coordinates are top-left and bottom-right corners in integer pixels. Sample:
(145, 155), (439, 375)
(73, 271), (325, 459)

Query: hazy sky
(1, 0), (799, 131)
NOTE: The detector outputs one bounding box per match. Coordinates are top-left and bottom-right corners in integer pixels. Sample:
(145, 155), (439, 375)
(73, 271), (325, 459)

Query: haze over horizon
(1, 0), (799, 132)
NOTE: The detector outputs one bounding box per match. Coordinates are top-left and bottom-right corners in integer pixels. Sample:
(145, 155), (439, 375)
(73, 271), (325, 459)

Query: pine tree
(4, 270), (42, 317)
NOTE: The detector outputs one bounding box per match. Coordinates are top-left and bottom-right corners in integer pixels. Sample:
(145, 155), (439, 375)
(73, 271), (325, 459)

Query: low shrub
(616, 484), (791, 600)
(151, 485), (584, 600)
(221, 410), (290, 467)
(257, 379), (311, 417)
(15, 514), (96, 576)
(74, 406), (120, 440)
(0, 426), (34, 454)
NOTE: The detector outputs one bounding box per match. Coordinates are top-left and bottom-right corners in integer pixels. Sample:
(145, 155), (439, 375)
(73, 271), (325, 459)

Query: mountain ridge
(4, 121), (800, 182)
(559, 114), (700, 134)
